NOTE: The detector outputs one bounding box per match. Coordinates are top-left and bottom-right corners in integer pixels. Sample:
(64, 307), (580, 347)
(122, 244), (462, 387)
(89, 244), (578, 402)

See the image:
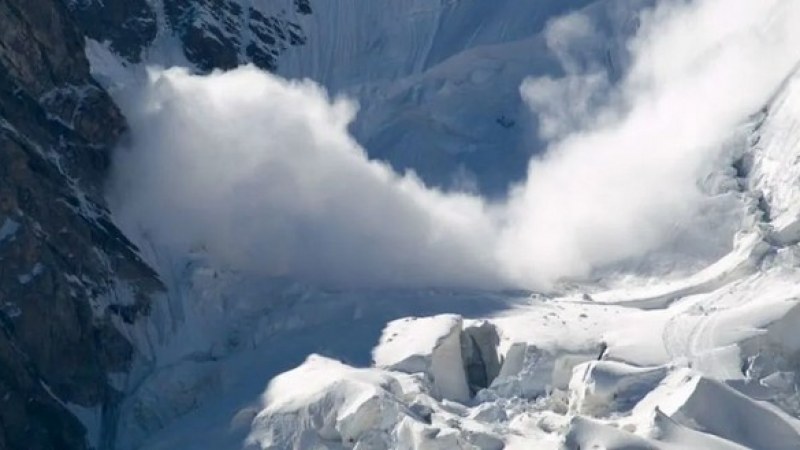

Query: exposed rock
(65, 0), (157, 62)
(163, 0), (307, 72)
(246, 8), (306, 71)
(0, 328), (89, 450)
(0, 0), (161, 448)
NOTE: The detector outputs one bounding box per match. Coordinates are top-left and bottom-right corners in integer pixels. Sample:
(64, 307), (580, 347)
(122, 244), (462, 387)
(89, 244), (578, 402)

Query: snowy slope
(277, 0), (646, 194)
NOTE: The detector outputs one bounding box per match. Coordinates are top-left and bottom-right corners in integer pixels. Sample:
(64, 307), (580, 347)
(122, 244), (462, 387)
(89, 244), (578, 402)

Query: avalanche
(213, 50), (800, 450)
(77, 0), (800, 449)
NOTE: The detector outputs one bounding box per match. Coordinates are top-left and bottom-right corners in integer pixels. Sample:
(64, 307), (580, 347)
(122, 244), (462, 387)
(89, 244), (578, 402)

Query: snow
(226, 64), (800, 448)
(114, 276), (524, 449)
(244, 354), (510, 450)
(373, 315), (470, 402)
(276, 0), (643, 194)
(373, 315), (462, 371)
(75, 0), (800, 448)
(119, 227), (800, 449)
(485, 343), (597, 401)
(749, 64), (800, 242)
(17, 262), (44, 285)
(568, 361), (669, 417)
(632, 369), (800, 450)
(562, 413), (749, 450)
(0, 217), (19, 243)
(246, 355), (407, 449)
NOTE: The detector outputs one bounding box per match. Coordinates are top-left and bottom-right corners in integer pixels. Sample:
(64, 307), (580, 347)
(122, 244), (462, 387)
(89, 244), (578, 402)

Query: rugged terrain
(3, 1), (800, 450)
(0, 0), (164, 448)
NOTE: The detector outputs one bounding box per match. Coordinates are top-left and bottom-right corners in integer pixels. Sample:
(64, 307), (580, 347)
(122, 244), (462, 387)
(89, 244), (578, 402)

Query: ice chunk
(564, 416), (664, 450)
(488, 343), (598, 399)
(565, 414), (747, 450)
(247, 354), (506, 450)
(373, 315), (470, 402)
(246, 355), (407, 449)
(651, 409), (748, 450)
(634, 369), (800, 450)
(568, 360), (669, 417)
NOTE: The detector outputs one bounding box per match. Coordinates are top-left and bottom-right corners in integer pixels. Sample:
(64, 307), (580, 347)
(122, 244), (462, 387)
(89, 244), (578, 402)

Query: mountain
(122, 64), (800, 450)
(73, 0), (643, 195)
(0, 1), (163, 448)
(2, 1), (800, 450)
(0, 2), (591, 448)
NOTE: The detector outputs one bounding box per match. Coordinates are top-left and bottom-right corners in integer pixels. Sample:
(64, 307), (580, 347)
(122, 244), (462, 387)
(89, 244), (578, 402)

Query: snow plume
(110, 0), (800, 290)
(110, 68), (501, 288)
(499, 0), (800, 286)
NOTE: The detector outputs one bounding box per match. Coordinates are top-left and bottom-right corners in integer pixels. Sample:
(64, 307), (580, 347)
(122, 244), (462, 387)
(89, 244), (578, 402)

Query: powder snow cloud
(110, 0), (800, 290)
(110, 69), (502, 288)
(500, 0), (800, 286)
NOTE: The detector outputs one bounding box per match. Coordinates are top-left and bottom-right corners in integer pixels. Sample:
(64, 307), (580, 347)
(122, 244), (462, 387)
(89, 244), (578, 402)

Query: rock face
(163, 0), (307, 71)
(65, 0), (158, 62)
(0, 0), (160, 448)
(66, 0), (309, 72)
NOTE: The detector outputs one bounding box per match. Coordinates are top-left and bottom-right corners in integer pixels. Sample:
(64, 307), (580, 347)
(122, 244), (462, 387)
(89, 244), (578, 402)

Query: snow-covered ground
(231, 218), (800, 448)
(234, 239), (800, 449)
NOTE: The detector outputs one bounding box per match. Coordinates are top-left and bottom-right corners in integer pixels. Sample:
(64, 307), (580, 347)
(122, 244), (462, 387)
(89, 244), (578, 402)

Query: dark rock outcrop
(65, 0), (158, 63)
(163, 0), (307, 71)
(294, 0), (312, 15)
(0, 0), (161, 448)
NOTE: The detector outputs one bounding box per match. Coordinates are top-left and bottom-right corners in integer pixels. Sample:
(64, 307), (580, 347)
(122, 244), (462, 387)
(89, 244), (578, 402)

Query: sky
(109, 0), (800, 291)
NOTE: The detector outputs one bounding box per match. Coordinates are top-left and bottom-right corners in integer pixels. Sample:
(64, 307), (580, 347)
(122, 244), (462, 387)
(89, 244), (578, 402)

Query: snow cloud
(110, 0), (800, 290)
(500, 0), (800, 286)
(110, 68), (502, 288)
